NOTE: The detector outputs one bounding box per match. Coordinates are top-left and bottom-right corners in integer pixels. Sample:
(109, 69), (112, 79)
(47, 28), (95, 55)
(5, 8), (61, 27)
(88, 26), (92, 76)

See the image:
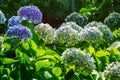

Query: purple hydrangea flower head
(0, 10), (6, 24)
(8, 16), (24, 27)
(6, 25), (32, 41)
(17, 5), (42, 24)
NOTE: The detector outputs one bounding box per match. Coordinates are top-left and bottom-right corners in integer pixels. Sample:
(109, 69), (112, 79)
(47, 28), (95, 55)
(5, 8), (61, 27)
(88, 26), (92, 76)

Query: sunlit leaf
(35, 60), (54, 71)
(88, 46), (95, 54)
(22, 42), (30, 50)
(95, 50), (110, 57)
(4, 43), (11, 51)
(52, 67), (62, 76)
(2, 58), (19, 64)
(112, 48), (120, 55)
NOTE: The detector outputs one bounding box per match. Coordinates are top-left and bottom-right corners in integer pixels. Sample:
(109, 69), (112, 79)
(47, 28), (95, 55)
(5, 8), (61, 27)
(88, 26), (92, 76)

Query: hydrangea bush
(0, 4), (120, 80)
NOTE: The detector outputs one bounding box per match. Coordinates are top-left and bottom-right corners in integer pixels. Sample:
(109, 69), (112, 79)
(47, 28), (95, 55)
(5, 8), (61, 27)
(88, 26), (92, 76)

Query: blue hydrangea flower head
(103, 62), (120, 79)
(104, 12), (120, 27)
(85, 21), (114, 41)
(80, 27), (103, 43)
(8, 16), (24, 27)
(64, 12), (88, 27)
(0, 10), (6, 24)
(6, 25), (32, 41)
(17, 5), (42, 24)
(62, 48), (96, 73)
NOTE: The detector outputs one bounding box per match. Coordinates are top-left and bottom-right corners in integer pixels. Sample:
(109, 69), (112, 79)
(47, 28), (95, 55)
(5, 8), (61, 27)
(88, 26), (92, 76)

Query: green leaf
(95, 50), (110, 57)
(29, 39), (37, 51)
(52, 67), (62, 76)
(36, 49), (45, 57)
(88, 46), (95, 54)
(112, 48), (120, 55)
(4, 68), (11, 76)
(35, 60), (54, 71)
(96, 58), (102, 71)
(4, 43), (11, 51)
(2, 58), (19, 64)
(22, 42), (30, 50)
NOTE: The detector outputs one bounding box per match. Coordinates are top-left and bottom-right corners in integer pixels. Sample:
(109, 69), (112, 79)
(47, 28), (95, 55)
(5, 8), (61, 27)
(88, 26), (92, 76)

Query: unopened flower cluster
(85, 21), (114, 41)
(64, 12), (88, 26)
(62, 48), (96, 73)
(18, 5), (42, 24)
(55, 23), (80, 46)
(104, 12), (120, 27)
(35, 23), (55, 44)
(6, 25), (32, 41)
(0, 10), (6, 24)
(103, 62), (120, 79)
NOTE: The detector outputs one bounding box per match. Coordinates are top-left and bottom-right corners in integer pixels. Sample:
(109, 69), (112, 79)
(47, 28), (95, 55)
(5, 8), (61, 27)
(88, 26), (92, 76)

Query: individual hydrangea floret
(17, 5), (42, 24)
(6, 25), (32, 41)
(85, 21), (114, 40)
(104, 12), (120, 27)
(60, 22), (82, 33)
(8, 16), (24, 27)
(64, 12), (88, 26)
(103, 62), (120, 79)
(0, 10), (6, 24)
(62, 48), (96, 73)
(55, 26), (80, 46)
(34, 23), (55, 44)
(80, 27), (103, 43)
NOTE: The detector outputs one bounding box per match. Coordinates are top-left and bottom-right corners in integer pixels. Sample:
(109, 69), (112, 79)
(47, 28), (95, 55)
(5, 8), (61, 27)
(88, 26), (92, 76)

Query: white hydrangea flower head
(34, 23), (55, 44)
(80, 27), (103, 43)
(55, 26), (80, 46)
(103, 62), (120, 79)
(60, 22), (83, 33)
(85, 21), (114, 40)
(62, 48), (96, 73)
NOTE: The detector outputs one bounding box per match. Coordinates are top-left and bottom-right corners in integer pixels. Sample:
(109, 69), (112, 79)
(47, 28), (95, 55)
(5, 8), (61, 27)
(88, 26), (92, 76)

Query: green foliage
(0, 0), (120, 80)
